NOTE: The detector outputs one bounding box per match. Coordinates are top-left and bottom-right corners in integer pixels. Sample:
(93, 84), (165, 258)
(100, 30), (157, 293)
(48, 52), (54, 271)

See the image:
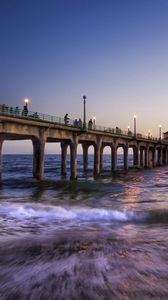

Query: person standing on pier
(64, 113), (69, 125)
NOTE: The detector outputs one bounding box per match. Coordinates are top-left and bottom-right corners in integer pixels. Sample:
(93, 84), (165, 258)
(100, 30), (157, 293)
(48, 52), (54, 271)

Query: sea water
(0, 155), (168, 300)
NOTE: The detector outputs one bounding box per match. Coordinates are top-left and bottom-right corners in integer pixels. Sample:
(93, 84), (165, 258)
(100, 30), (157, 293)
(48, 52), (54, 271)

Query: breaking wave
(1, 203), (168, 226)
(0, 202), (143, 223)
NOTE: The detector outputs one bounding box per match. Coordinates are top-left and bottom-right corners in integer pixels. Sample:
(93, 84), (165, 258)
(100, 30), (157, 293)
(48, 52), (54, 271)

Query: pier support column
(94, 138), (102, 176)
(153, 148), (157, 167)
(149, 147), (156, 167)
(32, 138), (45, 180)
(70, 136), (78, 180)
(140, 148), (144, 167)
(158, 148), (163, 166)
(164, 147), (168, 165)
(124, 146), (128, 171)
(162, 148), (166, 165)
(133, 146), (140, 168)
(100, 145), (104, 172)
(145, 147), (149, 168)
(0, 136), (4, 179)
(112, 145), (117, 171)
(82, 143), (89, 172)
(61, 142), (68, 176)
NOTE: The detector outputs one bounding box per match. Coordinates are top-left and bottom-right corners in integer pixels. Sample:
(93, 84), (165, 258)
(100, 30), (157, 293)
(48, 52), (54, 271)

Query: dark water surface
(0, 155), (168, 300)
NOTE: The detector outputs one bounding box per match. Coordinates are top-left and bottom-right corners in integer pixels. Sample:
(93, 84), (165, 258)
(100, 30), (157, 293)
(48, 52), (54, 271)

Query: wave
(0, 203), (143, 223)
(0, 203), (168, 225)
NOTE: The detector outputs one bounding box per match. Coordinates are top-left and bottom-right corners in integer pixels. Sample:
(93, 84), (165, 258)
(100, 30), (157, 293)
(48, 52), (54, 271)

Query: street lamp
(159, 125), (162, 140)
(24, 98), (29, 108)
(148, 130), (151, 138)
(23, 98), (29, 116)
(93, 116), (96, 129)
(83, 95), (87, 129)
(133, 115), (137, 137)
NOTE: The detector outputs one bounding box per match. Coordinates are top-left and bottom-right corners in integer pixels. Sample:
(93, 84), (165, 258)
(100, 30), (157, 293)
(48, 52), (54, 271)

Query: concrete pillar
(0, 136), (4, 179)
(145, 147), (149, 168)
(32, 138), (45, 180)
(158, 148), (163, 166)
(165, 148), (168, 165)
(100, 145), (104, 172)
(166, 148), (168, 165)
(148, 148), (154, 167)
(94, 138), (102, 176)
(153, 148), (157, 167)
(112, 145), (117, 170)
(61, 142), (68, 176)
(149, 147), (156, 167)
(124, 146), (128, 171)
(70, 138), (78, 180)
(133, 146), (140, 167)
(140, 148), (144, 167)
(82, 143), (89, 172)
(162, 149), (165, 165)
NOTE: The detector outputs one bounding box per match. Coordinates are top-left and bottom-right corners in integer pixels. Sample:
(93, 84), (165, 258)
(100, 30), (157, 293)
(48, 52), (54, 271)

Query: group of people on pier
(64, 113), (95, 129)
(0, 104), (39, 119)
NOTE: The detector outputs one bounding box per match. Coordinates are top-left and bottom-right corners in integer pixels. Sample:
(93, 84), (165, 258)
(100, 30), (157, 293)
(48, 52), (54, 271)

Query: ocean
(0, 154), (168, 300)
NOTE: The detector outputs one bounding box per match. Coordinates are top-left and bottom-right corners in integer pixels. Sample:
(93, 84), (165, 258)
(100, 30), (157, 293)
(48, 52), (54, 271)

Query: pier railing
(0, 104), (162, 142)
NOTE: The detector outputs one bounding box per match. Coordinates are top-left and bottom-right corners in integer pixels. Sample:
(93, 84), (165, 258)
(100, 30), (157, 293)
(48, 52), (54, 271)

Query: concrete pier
(0, 112), (168, 180)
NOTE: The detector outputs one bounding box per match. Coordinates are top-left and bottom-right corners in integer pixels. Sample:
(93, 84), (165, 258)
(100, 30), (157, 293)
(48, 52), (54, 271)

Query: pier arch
(128, 147), (134, 167)
(100, 144), (113, 172)
(1, 139), (33, 179)
(116, 139), (129, 171)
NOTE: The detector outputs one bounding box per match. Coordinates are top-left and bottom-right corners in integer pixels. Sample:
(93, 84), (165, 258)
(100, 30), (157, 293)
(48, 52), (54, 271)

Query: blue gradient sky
(1, 0), (168, 153)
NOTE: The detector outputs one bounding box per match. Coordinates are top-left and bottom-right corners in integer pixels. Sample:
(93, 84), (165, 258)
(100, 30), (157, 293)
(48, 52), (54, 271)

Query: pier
(0, 104), (168, 180)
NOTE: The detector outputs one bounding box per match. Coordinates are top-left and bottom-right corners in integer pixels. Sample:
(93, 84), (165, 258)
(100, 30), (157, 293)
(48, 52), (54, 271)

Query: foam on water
(0, 202), (143, 223)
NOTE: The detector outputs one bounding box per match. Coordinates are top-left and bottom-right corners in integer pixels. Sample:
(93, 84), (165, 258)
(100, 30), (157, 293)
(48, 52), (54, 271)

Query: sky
(1, 0), (168, 153)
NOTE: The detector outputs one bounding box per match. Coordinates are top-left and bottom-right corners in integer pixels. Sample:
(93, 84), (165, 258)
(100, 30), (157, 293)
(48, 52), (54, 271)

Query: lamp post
(83, 95), (87, 129)
(93, 116), (96, 129)
(127, 125), (130, 134)
(133, 115), (137, 137)
(159, 125), (162, 140)
(148, 130), (151, 139)
(24, 98), (29, 108)
(23, 98), (29, 116)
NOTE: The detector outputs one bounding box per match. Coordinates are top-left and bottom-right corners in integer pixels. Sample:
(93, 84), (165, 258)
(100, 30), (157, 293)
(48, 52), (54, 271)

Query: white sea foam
(0, 202), (142, 223)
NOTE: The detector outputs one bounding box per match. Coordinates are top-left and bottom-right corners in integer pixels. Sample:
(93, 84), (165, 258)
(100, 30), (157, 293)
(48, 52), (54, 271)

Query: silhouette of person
(88, 118), (93, 129)
(78, 118), (82, 128)
(14, 106), (19, 115)
(22, 105), (28, 116)
(64, 113), (69, 125)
